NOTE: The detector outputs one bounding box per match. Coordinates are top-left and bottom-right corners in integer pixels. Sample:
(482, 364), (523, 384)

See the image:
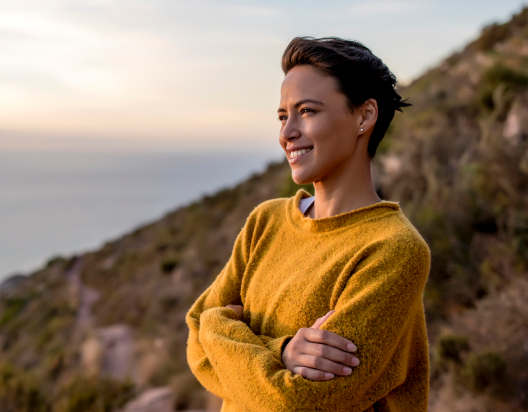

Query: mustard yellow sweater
(186, 189), (431, 412)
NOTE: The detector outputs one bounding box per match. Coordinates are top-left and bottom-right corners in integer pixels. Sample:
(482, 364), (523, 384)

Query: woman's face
(278, 65), (366, 185)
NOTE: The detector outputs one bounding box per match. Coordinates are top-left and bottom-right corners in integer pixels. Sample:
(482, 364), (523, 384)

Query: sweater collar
(287, 189), (401, 234)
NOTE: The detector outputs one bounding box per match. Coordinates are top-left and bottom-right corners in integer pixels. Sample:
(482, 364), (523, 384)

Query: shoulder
(368, 209), (430, 261)
(251, 197), (289, 215)
(357, 211), (431, 286)
(245, 194), (293, 225)
(236, 196), (291, 242)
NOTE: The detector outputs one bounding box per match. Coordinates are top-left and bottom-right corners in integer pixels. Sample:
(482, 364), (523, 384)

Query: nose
(279, 116), (301, 145)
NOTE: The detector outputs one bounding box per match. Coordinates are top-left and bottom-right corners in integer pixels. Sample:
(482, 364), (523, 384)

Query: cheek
(308, 115), (348, 149)
(305, 115), (335, 140)
(315, 119), (357, 163)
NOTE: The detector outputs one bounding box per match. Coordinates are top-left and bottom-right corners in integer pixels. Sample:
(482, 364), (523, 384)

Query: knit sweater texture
(186, 189), (431, 412)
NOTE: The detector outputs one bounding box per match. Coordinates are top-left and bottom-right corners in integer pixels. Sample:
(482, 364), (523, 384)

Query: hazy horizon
(0, 148), (283, 282)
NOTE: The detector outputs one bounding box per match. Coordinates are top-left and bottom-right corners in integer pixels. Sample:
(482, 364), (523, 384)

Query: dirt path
(64, 258), (211, 411)
(65, 257), (100, 335)
(66, 258), (134, 379)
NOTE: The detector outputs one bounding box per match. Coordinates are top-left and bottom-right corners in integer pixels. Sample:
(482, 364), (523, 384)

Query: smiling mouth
(289, 146), (314, 160)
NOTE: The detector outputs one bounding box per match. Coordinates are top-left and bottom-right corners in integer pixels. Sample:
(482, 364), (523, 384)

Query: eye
(300, 108), (314, 115)
(278, 115), (288, 122)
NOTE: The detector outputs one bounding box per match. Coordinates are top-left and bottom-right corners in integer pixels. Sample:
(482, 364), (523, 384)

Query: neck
(309, 152), (381, 219)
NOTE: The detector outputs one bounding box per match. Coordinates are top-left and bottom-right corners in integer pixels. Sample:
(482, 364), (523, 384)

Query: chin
(291, 168), (316, 186)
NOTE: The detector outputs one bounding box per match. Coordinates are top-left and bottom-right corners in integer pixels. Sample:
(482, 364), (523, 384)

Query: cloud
(227, 5), (280, 18)
(0, 0), (521, 147)
(0, 11), (134, 97)
(0, 12), (98, 45)
(347, 0), (431, 16)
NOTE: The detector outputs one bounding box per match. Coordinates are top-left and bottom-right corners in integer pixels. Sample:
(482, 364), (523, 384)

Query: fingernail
(347, 343), (357, 352)
(351, 357), (360, 366)
(343, 367), (352, 374)
(325, 373), (334, 379)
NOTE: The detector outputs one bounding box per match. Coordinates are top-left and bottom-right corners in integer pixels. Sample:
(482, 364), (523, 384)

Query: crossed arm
(185, 223), (430, 411)
(226, 305), (360, 380)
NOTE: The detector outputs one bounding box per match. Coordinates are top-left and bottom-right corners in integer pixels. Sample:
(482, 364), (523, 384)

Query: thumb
(310, 310), (335, 329)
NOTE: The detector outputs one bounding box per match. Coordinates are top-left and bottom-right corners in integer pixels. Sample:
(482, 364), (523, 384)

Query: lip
(287, 147), (313, 165)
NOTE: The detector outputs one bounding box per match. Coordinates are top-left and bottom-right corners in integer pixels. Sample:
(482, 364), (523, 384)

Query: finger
(231, 305), (243, 314)
(296, 354), (354, 376)
(225, 305), (242, 318)
(310, 310), (335, 329)
(292, 366), (334, 381)
(302, 342), (360, 368)
(303, 328), (357, 352)
(310, 318), (325, 329)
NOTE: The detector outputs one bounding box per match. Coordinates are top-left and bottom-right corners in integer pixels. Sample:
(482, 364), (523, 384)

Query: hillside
(376, 9), (528, 410)
(1, 8), (528, 412)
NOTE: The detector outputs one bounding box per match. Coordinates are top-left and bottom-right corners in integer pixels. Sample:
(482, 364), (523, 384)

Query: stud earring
(360, 128), (364, 132)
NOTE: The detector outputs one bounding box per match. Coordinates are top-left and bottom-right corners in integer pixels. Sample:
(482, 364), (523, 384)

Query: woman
(186, 37), (430, 412)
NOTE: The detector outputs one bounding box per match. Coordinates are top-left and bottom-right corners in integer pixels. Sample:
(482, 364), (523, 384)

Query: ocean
(0, 149), (283, 282)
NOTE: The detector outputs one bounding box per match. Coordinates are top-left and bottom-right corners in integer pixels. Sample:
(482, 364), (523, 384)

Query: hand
(281, 310), (360, 381)
(225, 304), (243, 320)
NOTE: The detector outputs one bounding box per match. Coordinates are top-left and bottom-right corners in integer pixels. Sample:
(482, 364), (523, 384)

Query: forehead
(280, 65), (340, 103)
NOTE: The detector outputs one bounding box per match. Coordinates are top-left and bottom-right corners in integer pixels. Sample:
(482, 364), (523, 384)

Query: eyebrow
(277, 99), (325, 113)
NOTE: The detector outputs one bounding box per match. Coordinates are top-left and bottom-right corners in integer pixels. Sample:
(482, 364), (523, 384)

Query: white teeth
(289, 146), (313, 159)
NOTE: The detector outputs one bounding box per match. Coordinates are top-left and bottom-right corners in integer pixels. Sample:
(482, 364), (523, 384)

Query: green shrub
(53, 375), (135, 412)
(0, 295), (33, 327)
(484, 63), (528, 89)
(46, 256), (67, 268)
(0, 363), (51, 412)
(434, 334), (470, 366)
(461, 351), (506, 392)
(479, 63), (528, 111)
(160, 257), (180, 274)
(473, 22), (510, 52)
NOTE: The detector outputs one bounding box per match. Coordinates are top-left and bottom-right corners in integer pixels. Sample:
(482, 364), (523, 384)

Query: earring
(360, 128), (364, 132)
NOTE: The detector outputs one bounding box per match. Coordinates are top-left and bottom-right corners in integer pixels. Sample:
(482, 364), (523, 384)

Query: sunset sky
(1, 0), (526, 152)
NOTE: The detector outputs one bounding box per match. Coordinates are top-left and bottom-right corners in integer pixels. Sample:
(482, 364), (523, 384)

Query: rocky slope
(1, 7), (528, 412)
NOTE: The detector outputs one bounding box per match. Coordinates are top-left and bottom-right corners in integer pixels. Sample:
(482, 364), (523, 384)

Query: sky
(1, 0), (527, 153)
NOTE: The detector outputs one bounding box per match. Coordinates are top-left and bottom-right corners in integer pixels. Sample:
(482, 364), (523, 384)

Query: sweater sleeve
(197, 232), (431, 412)
(185, 207), (295, 400)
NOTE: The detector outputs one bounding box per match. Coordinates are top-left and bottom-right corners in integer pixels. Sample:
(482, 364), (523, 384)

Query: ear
(358, 98), (378, 135)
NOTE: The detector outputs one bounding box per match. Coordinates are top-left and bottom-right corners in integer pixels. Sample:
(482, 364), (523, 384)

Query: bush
(434, 334), (470, 366)
(461, 351), (506, 392)
(0, 298), (25, 327)
(0, 363), (51, 412)
(479, 63), (528, 111)
(473, 22), (510, 52)
(53, 375), (135, 412)
(45, 256), (67, 268)
(484, 63), (528, 89)
(160, 257), (180, 274)
(0, 294), (34, 327)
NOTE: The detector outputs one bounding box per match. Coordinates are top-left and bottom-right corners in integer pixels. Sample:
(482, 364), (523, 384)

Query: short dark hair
(281, 36), (410, 157)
